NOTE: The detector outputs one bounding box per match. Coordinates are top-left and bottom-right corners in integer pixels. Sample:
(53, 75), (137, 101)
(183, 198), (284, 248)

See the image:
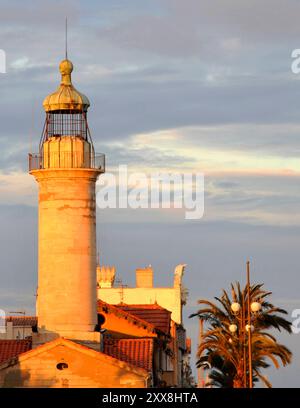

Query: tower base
(31, 329), (101, 352)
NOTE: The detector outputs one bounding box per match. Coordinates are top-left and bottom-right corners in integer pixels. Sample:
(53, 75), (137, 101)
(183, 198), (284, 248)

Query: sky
(0, 0), (300, 387)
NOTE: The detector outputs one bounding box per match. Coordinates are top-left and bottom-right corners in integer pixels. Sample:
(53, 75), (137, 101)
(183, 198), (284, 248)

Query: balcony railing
(28, 152), (105, 172)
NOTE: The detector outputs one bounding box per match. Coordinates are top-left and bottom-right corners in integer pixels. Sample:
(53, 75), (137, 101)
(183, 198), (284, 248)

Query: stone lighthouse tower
(29, 58), (105, 343)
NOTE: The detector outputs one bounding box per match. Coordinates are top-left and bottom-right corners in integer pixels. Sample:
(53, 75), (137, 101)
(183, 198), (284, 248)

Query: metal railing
(28, 152), (105, 172)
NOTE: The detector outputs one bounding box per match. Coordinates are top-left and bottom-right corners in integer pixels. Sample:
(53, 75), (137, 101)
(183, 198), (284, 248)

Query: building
(0, 338), (150, 388)
(0, 57), (147, 388)
(98, 264), (192, 387)
(0, 56), (191, 388)
(98, 300), (176, 387)
(0, 297), (190, 387)
(29, 57), (104, 344)
(98, 264), (188, 325)
(0, 317), (37, 340)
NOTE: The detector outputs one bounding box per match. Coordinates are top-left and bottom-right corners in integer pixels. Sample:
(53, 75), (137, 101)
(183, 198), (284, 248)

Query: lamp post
(230, 296), (247, 387)
(246, 260), (253, 388)
(229, 260), (262, 388)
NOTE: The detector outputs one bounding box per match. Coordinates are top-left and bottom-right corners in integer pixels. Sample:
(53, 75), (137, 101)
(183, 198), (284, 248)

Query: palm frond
(191, 280), (292, 388)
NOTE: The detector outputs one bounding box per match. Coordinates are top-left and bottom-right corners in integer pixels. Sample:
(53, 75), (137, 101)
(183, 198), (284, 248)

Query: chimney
(97, 265), (116, 288)
(136, 266), (153, 288)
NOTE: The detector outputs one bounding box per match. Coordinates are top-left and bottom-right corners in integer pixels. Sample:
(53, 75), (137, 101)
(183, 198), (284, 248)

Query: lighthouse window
(46, 111), (88, 139)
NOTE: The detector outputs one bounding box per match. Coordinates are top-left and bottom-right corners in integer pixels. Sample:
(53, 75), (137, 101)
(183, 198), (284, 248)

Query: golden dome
(43, 59), (90, 112)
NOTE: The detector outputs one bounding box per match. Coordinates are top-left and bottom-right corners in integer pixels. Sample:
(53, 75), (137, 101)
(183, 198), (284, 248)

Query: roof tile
(98, 300), (156, 333)
(6, 316), (37, 327)
(0, 339), (32, 364)
(103, 338), (153, 372)
(116, 304), (171, 335)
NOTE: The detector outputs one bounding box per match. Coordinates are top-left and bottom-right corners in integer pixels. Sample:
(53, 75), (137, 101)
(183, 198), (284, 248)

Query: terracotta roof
(6, 316), (37, 327)
(116, 304), (171, 335)
(98, 300), (157, 334)
(103, 338), (153, 372)
(0, 339), (32, 364)
(0, 338), (149, 377)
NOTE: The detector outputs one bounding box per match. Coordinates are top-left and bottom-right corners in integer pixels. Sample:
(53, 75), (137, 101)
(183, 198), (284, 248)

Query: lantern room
(29, 59), (105, 172)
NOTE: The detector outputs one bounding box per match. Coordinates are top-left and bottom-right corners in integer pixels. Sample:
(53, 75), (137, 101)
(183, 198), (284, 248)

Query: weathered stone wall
(98, 287), (182, 324)
(31, 167), (100, 334)
(0, 343), (148, 388)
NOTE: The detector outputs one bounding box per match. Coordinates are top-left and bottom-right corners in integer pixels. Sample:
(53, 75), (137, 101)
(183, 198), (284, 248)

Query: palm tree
(190, 282), (292, 388)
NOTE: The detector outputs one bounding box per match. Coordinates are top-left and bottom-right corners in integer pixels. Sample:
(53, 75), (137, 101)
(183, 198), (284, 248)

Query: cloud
(0, 172), (36, 205)
(97, 0), (300, 58)
(1, 0), (300, 387)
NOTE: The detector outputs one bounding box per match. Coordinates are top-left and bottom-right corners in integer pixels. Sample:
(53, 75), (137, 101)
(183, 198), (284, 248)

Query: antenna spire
(65, 17), (68, 60)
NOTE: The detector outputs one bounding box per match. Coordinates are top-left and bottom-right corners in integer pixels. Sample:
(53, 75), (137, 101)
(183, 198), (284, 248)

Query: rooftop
(43, 59), (90, 112)
(0, 339), (32, 365)
(116, 304), (171, 335)
(103, 338), (153, 372)
(5, 316), (37, 327)
(98, 300), (157, 334)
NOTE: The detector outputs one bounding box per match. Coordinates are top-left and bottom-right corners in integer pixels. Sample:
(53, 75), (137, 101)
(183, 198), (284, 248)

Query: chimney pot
(136, 266), (153, 288)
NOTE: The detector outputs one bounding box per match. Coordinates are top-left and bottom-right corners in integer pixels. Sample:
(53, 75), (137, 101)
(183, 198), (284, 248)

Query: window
(56, 362), (68, 370)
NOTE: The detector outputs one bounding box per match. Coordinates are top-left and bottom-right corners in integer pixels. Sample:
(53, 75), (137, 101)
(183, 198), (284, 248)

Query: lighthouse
(29, 58), (105, 342)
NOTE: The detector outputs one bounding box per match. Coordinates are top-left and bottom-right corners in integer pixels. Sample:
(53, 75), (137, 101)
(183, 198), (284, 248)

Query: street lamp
(245, 324), (254, 333)
(229, 260), (262, 388)
(251, 302), (262, 313)
(229, 324), (238, 333)
(231, 302), (241, 314)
